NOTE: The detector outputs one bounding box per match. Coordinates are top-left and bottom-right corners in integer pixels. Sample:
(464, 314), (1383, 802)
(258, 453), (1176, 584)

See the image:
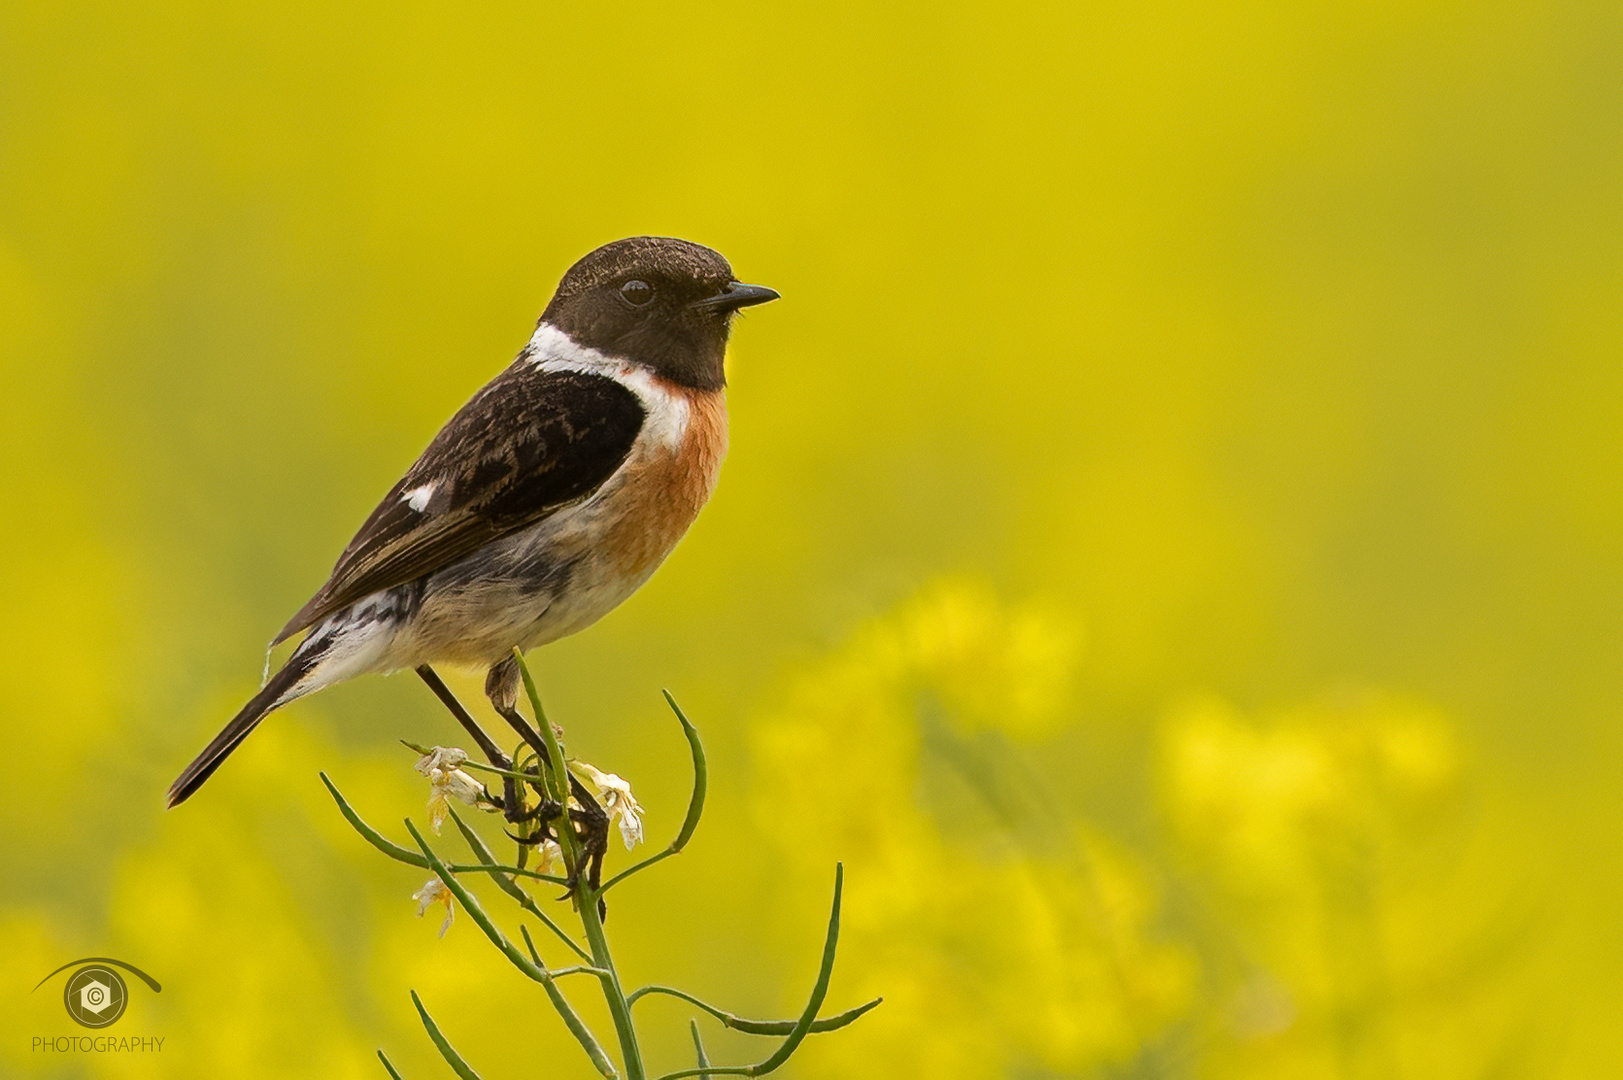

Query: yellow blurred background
(3, 1), (1620, 1076)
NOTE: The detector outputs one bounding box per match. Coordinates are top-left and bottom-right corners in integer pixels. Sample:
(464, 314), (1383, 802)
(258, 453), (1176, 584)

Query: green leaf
(662, 691), (708, 854)
(598, 692), (709, 893)
(690, 1020), (711, 1070)
(627, 984), (881, 1036)
(649, 864), (848, 1080)
(410, 990), (483, 1080)
(377, 1049), (405, 1080)
(750, 863), (845, 1074)
(320, 772), (429, 869)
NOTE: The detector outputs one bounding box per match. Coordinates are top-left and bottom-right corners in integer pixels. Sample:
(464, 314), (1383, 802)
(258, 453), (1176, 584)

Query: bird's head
(540, 236), (779, 391)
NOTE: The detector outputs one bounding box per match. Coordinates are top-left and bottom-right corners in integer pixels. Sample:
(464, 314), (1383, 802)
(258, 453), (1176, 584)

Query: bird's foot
(507, 797), (563, 825)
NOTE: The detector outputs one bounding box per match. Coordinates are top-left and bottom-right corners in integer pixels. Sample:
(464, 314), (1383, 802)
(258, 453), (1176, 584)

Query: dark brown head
(539, 237), (779, 391)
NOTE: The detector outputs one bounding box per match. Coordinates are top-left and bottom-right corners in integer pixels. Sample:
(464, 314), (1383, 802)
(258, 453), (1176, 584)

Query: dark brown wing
(273, 365), (644, 644)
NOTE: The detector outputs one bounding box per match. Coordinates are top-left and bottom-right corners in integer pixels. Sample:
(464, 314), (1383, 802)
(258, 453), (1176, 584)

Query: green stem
(445, 807), (588, 962)
(405, 819), (615, 1076)
(404, 819), (550, 984)
(545, 964), (616, 980)
(519, 927), (621, 1079)
(690, 1020), (711, 1070)
(401, 742), (548, 786)
(512, 649), (571, 807)
(514, 649), (646, 1080)
(577, 882), (646, 1080)
(460, 760), (545, 784)
(443, 862), (568, 886)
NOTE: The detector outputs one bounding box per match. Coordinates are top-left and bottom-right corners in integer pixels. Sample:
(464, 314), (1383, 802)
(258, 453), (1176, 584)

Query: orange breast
(600, 384), (728, 578)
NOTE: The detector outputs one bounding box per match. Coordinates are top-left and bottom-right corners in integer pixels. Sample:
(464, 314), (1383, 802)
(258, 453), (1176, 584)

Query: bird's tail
(166, 645), (322, 808)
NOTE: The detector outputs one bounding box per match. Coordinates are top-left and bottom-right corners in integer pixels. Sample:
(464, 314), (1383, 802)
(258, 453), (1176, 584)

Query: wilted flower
(414, 746), (468, 776)
(415, 746), (484, 834)
(570, 761), (644, 849)
(412, 877), (455, 938)
(532, 838), (564, 876)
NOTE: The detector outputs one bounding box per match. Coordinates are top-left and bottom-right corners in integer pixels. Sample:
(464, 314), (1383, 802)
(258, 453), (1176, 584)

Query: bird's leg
(567, 776), (610, 896)
(417, 664), (511, 764)
(502, 748), (562, 855)
(492, 699), (610, 849)
(505, 797), (557, 823)
(485, 656), (611, 904)
(415, 664), (527, 823)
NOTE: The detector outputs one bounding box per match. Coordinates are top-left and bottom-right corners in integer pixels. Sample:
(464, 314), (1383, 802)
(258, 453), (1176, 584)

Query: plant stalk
(515, 648), (647, 1080)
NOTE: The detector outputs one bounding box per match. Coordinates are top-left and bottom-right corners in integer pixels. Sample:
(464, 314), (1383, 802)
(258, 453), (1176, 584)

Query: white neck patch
(523, 323), (622, 377)
(524, 322), (690, 453)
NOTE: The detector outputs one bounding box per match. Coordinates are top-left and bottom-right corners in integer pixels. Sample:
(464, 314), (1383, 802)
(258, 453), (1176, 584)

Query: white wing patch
(401, 482), (438, 512)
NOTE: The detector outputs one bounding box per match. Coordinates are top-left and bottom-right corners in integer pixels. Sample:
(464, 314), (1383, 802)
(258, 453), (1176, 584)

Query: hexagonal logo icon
(64, 966), (127, 1028)
(78, 979), (111, 1012)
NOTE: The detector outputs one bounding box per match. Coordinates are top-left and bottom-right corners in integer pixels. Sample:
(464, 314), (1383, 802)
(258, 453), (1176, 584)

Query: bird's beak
(692, 281), (781, 313)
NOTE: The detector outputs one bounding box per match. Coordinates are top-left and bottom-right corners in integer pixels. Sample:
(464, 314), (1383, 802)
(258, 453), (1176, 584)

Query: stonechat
(168, 237), (777, 807)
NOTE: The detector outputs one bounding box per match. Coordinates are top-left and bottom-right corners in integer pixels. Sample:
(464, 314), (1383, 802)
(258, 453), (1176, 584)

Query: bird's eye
(619, 280), (655, 307)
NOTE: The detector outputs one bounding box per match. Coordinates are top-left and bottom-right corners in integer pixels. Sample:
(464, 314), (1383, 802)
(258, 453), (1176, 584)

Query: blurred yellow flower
(1156, 692), (1486, 1079)
(1160, 691), (1460, 893)
(886, 580), (1081, 737)
(747, 581), (1189, 1079)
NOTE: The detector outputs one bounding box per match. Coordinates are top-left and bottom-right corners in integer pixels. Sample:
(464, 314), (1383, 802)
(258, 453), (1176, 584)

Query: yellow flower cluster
(749, 581), (1191, 1078)
(1156, 693), (1482, 1079)
(1161, 692), (1459, 894)
(747, 583), (1494, 1079)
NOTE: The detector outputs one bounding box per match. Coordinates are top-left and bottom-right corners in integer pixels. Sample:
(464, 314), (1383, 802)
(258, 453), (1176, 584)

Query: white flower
(412, 878), (455, 938)
(415, 746), (484, 834)
(570, 761), (644, 849)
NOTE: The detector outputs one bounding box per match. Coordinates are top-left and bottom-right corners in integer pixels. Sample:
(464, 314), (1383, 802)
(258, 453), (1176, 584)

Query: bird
(167, 236), (778, 808)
